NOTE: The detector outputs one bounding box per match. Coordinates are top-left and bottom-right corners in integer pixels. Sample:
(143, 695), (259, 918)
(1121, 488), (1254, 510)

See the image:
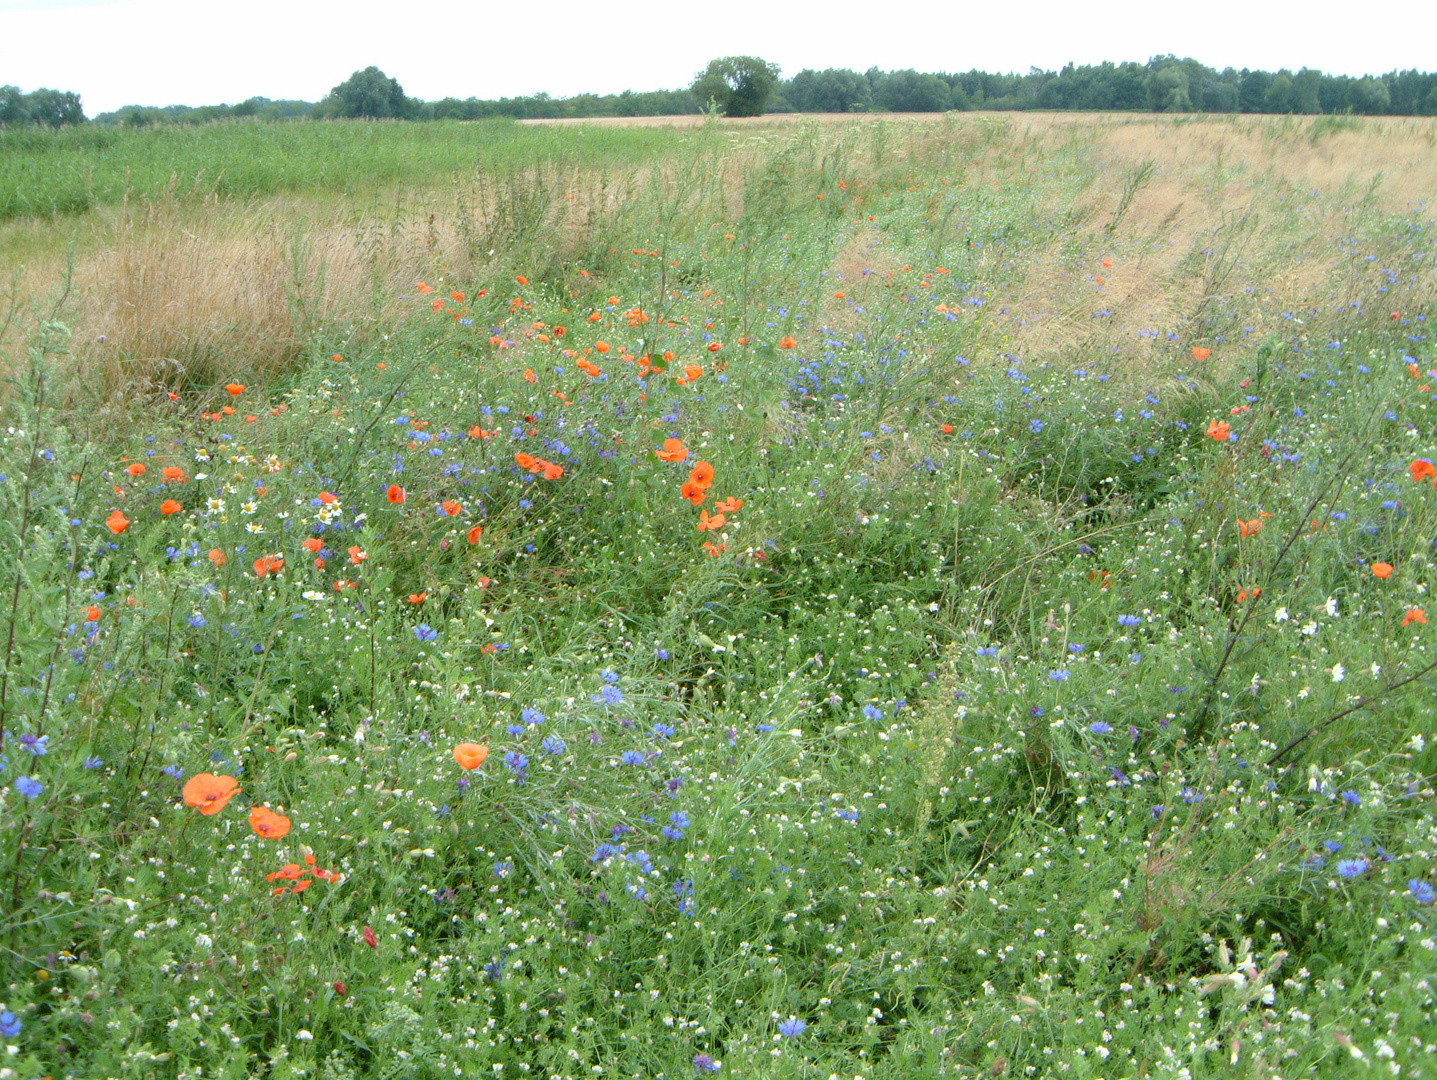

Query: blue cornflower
(1117, 614), (1140, 627)
(626, 850), (654, 874)
(1049, 669), (1069, 682)
(592, 685), (623, 706)
(1029, 419), (1044, 433)
(1323, 838), (1343, 853)
(777, 1017), (807, 1038)
(1180, 786), (1202, 805)
(161, 764), (183, 780)
(83, 754), (103, 769)
(693, 1054), (719, 1074)
(976, 646), (997, 656)
(188, 612), (206, 628)
(521, 707), (545, 726)
(18, 734), (48, 756)
(1408, 879), (1436, 905)
(1089, 721), (1112, 735)
(834, 808), (858, 822)
(493, 859), (513, 879)
(505, 724), (526, 736)
(0, 1010), (19, 1037)
(655, 647), (669, 660)
(861, 704), (882, 720)
(1336, 857), (1369, 880)
(503, 751), (528, 774)
(14, 775), (42, 799)
(662, 812), (690, 840)
(620, 751), (645, 766)
(540, 735), (565, 756)
(1068, 643), (1084, 654)
(652, 723), (675, 740)
(589, 843), (618, 862)
(1340, 790), (1361, 807)
(413, 624), (437, 642)
(601, 668), (619, 684)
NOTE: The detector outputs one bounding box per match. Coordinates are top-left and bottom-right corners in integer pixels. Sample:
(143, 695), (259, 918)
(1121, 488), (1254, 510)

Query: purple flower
(1336, 857), (1369, 880)
(1340, 789), (1361, 807)
(14, 775), (42, 799)
(413, 623), (437, 642)
(540, 736), (565, 756)
(693, 1054), (719, 1074)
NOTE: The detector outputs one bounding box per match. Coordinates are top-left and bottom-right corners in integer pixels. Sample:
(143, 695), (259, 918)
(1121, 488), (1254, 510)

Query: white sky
(4, 0), (1435, 116)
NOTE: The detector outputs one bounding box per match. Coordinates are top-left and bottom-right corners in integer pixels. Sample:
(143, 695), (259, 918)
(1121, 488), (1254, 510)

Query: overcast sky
(4, 0), (1435, 115)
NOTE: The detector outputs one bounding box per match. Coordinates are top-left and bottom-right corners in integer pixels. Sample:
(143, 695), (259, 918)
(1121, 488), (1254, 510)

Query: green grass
(0, 119), (710, 221)
(1, 116), (1436, 1080)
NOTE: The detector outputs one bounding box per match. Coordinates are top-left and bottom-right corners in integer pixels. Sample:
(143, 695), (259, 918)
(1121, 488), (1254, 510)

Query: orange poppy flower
(696, 510), (726, 532)
(439, 500), (461, 516)
(454, 743), (488, 770)
(221, 405), (235, 416)
(301, 538), (322, 553)
(522, 369), (536, 384)
(161, 466), (186, 482)
(86, 605), (101, 622)
(778, 336), (796, 349)
(1402, 607), (1427, 627)
(224, 383), (244, 397)
(182, 773), (240, 816)
(1409, 459), (1436, 483)
(688, 461), (714, 489)
(106, 510), (129, 534)
(541, 461), (564, 480)
(515, 275), (528, 286)
(347, 545), (366, 565)
(208, 548), (226, 567)
(656, 438), (688, 463)
(249, 806), (291, 839)
(702, 541), (726, 557)
(160, 499), (182, 515)
(1191, 347), (1210, 361)
(595, 341), (610, 353)
(1237, 518), (1263, 538)
(514, 452), (538, 472)
(316, 492), (337, 505)
(1101, 257), (1112, 268)
(386, 484), (406, 504)
(1206, 419), (1232, 442)
(940, 424), (954, 434)
(125, 463), (146, 477)
(680, 481), (707, 505)
(253, 554), (284, 578)
(714, 496), (744, 513)
(1372, 562), (1393, 579)
(467, 525), (482, 545)
(407, 592), (427, 604)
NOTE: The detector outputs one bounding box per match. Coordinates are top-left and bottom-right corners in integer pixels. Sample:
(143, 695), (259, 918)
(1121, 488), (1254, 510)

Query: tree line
(5, 56), (1436, 129)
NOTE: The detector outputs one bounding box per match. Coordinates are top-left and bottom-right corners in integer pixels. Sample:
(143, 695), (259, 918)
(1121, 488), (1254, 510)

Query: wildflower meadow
(1, 113), (1435, 1079)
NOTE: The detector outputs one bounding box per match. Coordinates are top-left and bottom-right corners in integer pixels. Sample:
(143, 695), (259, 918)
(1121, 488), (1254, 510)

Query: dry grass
(3, 112), (1433, 407)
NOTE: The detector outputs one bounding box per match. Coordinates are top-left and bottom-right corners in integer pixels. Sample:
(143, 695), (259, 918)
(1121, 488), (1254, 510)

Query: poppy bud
(334, 980), (347, 997)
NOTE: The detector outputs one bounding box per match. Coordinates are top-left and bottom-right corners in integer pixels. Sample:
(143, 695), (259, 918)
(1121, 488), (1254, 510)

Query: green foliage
(323, 66), (415, 120)
(1, 117), (1437, 1080)
(0, 84), (85, 127)
(691, 56), (782, 117)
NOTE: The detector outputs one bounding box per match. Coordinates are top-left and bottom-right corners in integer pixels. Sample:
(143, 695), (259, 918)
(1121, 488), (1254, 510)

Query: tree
(325, 66), (412, 119)
(691, 56), (781, 117)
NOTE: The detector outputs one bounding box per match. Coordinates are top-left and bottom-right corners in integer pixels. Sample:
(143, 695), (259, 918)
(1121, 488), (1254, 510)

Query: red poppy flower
(1191, 347), (1210, 361)
(778, 336), (796, 349)
(386, 484), (406, 503)
(182, 773), (240, 816)
(1206, 419), (1232, 442)
(467, 525), (482, 545)
(160, 499), (182, 515)
(249, 806), (292, 839)
(208, 548), (226, 567)
(656, 438), (687, 463)
(1402, 607), (1427, 627)
(125, 463), (145, 477)
(1372, 562), (1394, 579)
(1409, 459), (1436, 483)
(688, 462), (714, 489)
(106, 510), (130, 534)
